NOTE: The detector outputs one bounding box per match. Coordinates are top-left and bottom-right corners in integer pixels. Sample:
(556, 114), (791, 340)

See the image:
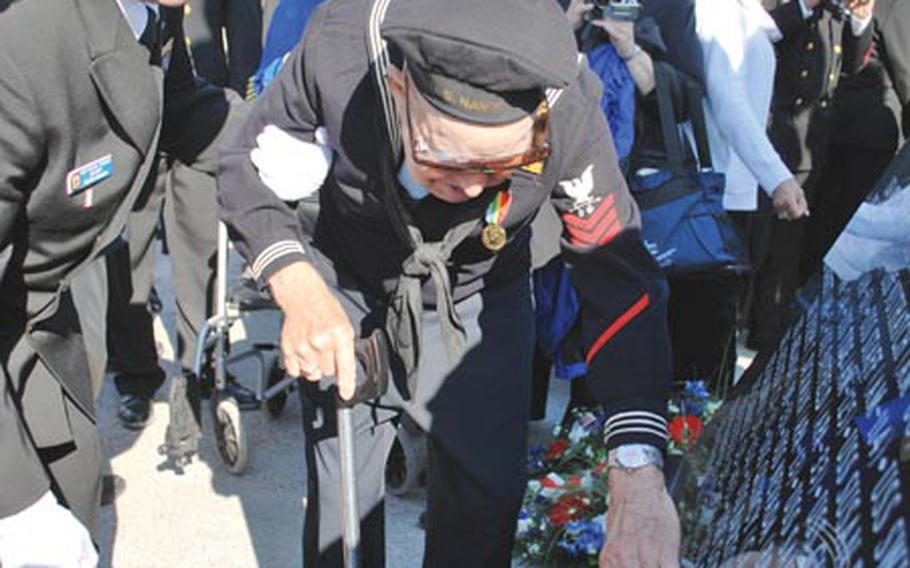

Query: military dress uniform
(0, 0), (239, 539)
(874, 0), (910, 136)
(876, 0), (910, 137)
(747, 0), (873, 350)
(183, 0), (262, 96)
(218, 0), (672, 565)
(105, 0), (254, 414)
(802, 0), (910, 275)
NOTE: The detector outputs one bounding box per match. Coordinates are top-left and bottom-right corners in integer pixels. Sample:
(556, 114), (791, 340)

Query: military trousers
(108, 159), (218, 398)
(299, 245), (534, 568)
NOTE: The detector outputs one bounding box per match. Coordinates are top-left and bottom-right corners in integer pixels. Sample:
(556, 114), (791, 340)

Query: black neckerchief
(375, 121), (493, 397)
(367, 0), (504, 396)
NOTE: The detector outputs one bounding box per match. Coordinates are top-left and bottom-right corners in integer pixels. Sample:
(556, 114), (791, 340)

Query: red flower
(546, 438), (569, 460)
(548, 494), (589, 526)
(669, 415), (704, 446)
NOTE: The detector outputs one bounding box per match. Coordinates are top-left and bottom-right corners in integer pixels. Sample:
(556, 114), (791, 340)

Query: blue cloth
(252, 0), (324, 95)
(587, 43), (636, 159)
(532, 258), (585, 380)
(531, 44), (635, 380)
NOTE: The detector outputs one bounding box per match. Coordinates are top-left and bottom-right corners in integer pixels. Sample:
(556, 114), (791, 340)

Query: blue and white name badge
(66, 154), (113, 197)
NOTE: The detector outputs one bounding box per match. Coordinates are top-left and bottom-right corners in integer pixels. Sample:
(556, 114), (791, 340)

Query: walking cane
(337, 330), (390, 568)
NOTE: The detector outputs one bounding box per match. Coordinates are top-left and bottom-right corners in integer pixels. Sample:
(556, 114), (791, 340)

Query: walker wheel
(265, 360), (289, 418)
(214, 396), (249, 475)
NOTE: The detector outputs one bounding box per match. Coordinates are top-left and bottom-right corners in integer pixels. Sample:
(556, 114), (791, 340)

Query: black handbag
(628, 62), (750, 276)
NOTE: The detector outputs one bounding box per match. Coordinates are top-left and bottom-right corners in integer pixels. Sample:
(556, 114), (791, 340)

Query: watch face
(617, 445), (649, 468)
(614, 445), (662, 469)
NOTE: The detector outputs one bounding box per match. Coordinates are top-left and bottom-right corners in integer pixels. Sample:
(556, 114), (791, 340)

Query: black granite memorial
(675, 144), (910, 567)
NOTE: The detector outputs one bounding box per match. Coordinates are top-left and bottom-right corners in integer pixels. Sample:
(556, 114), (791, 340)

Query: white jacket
(695, 0), (792, 211)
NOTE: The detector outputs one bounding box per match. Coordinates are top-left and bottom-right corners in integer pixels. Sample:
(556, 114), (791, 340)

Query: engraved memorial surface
(675, 146), (910, 567)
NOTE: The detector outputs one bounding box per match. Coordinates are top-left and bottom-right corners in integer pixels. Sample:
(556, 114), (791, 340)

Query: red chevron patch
(563, 195), (621, 247)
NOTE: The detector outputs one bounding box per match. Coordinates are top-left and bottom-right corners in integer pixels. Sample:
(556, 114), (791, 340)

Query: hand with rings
(300, 360), (322, 381)
(267, 261), (358, 400)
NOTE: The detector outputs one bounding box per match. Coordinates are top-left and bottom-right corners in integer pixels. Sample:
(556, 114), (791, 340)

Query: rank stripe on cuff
(251, 240), (306, 280)
(605, 425), (669, 443)
(605, 410), (667, 429)
(604, 410), (669, 444)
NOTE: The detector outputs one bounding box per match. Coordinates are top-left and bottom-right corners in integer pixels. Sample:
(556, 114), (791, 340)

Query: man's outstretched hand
(268, 261), (357, 400)
(600, 466), (681, 567)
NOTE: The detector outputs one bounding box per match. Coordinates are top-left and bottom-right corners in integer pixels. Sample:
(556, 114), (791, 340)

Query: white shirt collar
(114, 0), (158, 41)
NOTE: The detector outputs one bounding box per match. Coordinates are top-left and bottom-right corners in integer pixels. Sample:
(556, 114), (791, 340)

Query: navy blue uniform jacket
(219, 0), (672, 451)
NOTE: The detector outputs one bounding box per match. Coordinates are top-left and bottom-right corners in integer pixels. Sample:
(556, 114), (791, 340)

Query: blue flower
(684, 380), (710, 400)
(558, 519), (605, 557)
(556, 538), (582, 555)
(680, 398), (704, 416)
(526, 445), (547, 474)
(528, 444), (547, 458)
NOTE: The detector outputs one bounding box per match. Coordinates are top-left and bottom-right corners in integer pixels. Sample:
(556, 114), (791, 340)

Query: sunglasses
(403, 74), (551, 176)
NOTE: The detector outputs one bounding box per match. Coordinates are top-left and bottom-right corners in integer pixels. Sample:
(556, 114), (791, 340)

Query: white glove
(0, 491), (98, 568)
(250, 125), (333, 201)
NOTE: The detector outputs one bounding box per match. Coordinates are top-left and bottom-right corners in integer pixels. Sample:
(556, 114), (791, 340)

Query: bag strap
(652, 62), (687, 174)
(684, 79), (714, 171)
(652, 62), (717, 174)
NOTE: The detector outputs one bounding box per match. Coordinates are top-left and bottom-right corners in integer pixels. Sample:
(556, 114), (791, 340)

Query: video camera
(588, 0), (642, 22)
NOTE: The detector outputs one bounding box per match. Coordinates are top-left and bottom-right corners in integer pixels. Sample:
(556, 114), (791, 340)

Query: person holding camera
(568, 0), (655, 96)
(565, 0), (705, 93)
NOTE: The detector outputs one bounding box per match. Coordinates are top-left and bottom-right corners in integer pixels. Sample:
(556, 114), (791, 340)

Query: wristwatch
(619, 43), (644, 62)
(607, 444), (664, 473)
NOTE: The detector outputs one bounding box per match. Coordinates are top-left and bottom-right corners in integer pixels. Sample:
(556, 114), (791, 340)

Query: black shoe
(100, 474), (126, 507)
(118, 394), (152, 430)
(224, 378), (260, 411)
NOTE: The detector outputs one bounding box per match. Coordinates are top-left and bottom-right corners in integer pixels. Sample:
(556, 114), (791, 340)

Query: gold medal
(481, 223), (507, 251)
(482, 190), (512, 252)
